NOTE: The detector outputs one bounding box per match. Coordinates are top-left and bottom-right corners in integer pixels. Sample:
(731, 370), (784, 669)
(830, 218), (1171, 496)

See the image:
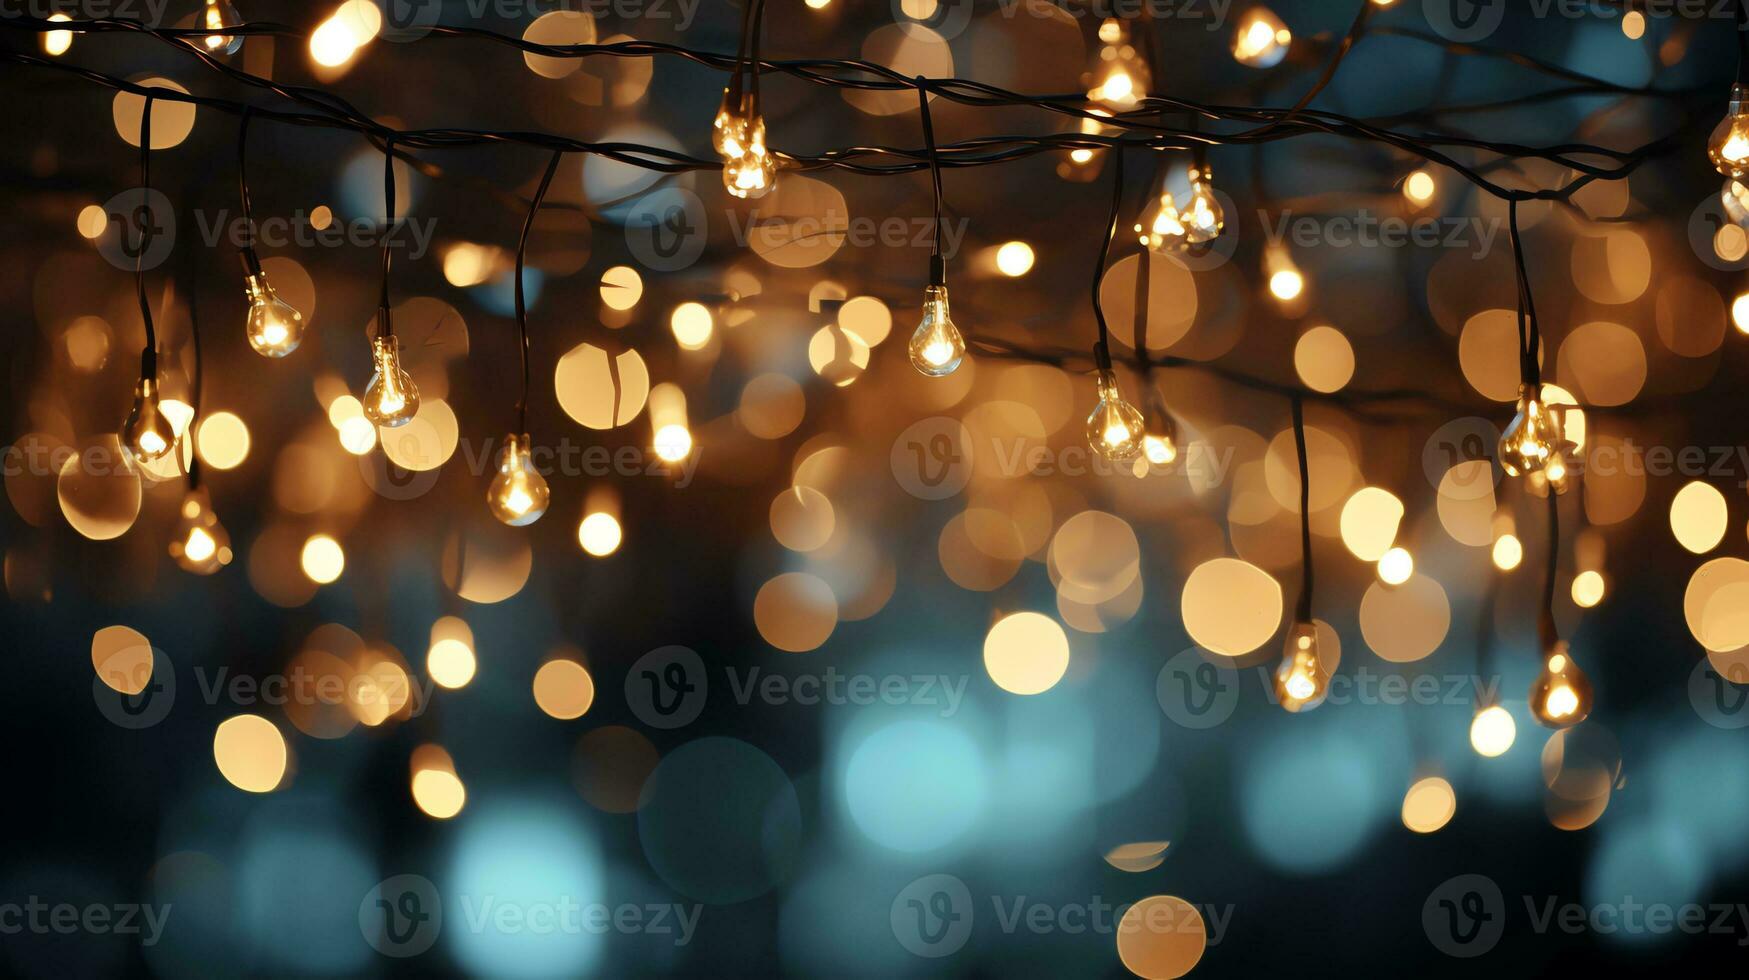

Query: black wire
(1246, 0), (1373, 141)
(1737, 0), (1748, 83)
(748, 0), (765, 110)
(136, 94), (156, 379)
(514, 149), (564, 435)
(1508, 198), (1541, 387)
(1292, 393), (1313, 623)
(1540, 486), (1560, 651)
(917, 76), (945, 285)
(379, 136), (396, 335)
(237, 105), (260, 275)
(186, 248), (203, 489)
(1091, 142), (1126, 371)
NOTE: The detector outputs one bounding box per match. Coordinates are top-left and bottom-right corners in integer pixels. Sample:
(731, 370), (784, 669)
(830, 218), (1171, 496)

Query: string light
(1135, 175), (1187, 254)
(1085, 144), (1145, 462)
(236, 110), (305, 358)
(1277, 399), (1328, 713)
(360, 139), (420, 428)
(170, 486), (233, 574)
(1231, 6), (1291, 68)
(487, 434), (550, 527)
(1710, 83), (1749, 177)
(1181, 164), (1225, 246)
(714, 0), (775, 199)
(121, 95), (176, 464)
(1530, 642), (1594, 728)
(201, 0), (243, 57)
(1088, 17), (1149, 112)
(908, 79), (965, 378)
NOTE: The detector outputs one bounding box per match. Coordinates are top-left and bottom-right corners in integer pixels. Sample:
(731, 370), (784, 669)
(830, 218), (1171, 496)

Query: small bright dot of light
(301, 534), (345, 584)
(1378, 547), (1414, 586)
(996, 241), (1035, 277)
(578, 512), (622, 557)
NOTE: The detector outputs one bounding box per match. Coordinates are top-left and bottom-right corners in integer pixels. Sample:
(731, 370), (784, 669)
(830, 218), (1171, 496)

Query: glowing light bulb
(1498, 383), (1564, 477)
(1403, 168), (1436, 207)
(1529, 642), (1594, 729)
(1231, 6), (1291, 68)
(1274, 620), (1328, 712)
(1142, 402), (1178, 465)
(122, 376), (178, 463)
(908, 284), (965, 376)
(1087, 18), (1149, 112)
(1710, 83), (1749, 178)
(1378, 546), (1413, 586)
(1469, 704), (1516, 757)
(202, 0), (243, 56)
(1135, 182), (1188, 254)
(1265, 244), (1304, 303)
(1491, 533), (1523, 571)
(243, 270), (305, 357)
(486, 433), (550, 527)
(169, 486), (233, 574)
(1086, 370), (1145, 461)
(1182, 167), (1225, 245)
(362, 334), (420, 428)
(714, 90), (776, 200)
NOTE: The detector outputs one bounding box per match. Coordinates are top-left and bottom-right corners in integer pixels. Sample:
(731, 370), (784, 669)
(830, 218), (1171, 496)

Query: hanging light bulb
(1274, 620), (1328, 712)
(169, 486), (233, 574)
(1498, 383), (1564, 477)
(201, 0), (244, 57)
(1528, 642), (1594, 729)
(362, 334), (420, 428)
(714, 89), (775, 200)
(122, 374), (178, 463)
(1135, 179), (1187, 254)
(908, 284), (964, 376)
(1231, 6), (1291, 68)
(1141, 393), (1179, 466)
(1087, 18), (1149, 112)
(486, 433), (550, 526)
(243, 264), (306, 357)
(1709, 83), (1749, 178)
(1182, 166), (1225, 245)
(1086, 369), (1145, 461)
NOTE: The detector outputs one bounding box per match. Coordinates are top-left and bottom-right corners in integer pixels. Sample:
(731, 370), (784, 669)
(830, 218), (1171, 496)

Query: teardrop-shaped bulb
(487, 433), (550, 526)
(122, 376), (177, 462)
(1274, 620), (1328, 713)
(1086, 370), (1145, 461)
(362, 334), (420, 428)
(1183, 168), (1225, 245)
(244, 271), (305, 357)
(169, 486), (233, 574)
(1088, 18), (1149, 111)
(201, 0), (243, 57)
(1231, 5), (1291, 68)
(723, 144), (776, 200)
(717, 100), (775, 200)
(1135, 187), (1188, 255)
(1710, 83), (1749, 177)
(1498, 383), (1563, 477)
(711, 88), (745, 158)
(908, 285), (965, 376)
(1529, 642), (1594, 729)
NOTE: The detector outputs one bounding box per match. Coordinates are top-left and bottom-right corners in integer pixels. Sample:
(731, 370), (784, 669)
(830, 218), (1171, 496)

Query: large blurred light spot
(1241, 729), (1383, 873)
(533, 659), (595, 720)
(1470, 706), (1516, 757)
(91, 625), (153, 695)
(213, 714), (288, 793)
(1115, 895), (1206, 979)
(639, 737), (802, 904)
(195, 411), (250, 469)
(1181, 559), (1283, 656)
(300, 534), (344, 584)
(555, 343), (649, 429)
(1670, 481), (1728, 554)
(114, 79), (195, 148)
(1294, 325), (1355, 393)
(446, 801), (605, 978)
(754, 572), (838, 652)
(1359, 574), (1450, 662)
(844, 721), (986, 853)
(983, 612), (1071, 695)
(1339, 486), (1403, 561)
(1401, 777), (1456, 833)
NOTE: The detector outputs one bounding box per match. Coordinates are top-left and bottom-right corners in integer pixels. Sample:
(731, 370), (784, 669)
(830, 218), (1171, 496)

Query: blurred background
(4, 0), (1749, 976)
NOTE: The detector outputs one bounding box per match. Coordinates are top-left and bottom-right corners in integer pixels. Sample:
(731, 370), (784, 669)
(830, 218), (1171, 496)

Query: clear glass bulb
(1529, 642), (1594, 729)
(363, 334), (420, 428)
(244, 270), (305, 357)
(122, 376), (177, 463)
(1086, 370), (1145, 461)
(1274, 620), (1328, 713)
(909, 285), (965, 376)
(1498, 383), (1563, 477)
(1231, 6), (1291, 68)
(1088, 18), (1149, 111)
(1183, 168), (1225, 245)
(1710, 83), (1749, 178)
(716, 94), (775, 200)
(170, 486), (233, 574)
(487, 433), (550, 527)
(1135, 186), (1188, 254)
(201, 0), (243, 57)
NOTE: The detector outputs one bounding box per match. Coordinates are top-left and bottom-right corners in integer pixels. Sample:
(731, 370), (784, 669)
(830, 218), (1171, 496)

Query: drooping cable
(1539, 486), (1560, 651)
(513, 149), (564, 435)
(237, 104), (261, 276)
(136, 94), (158, 380)
(1291, 394), (1314, 623)
(379, 135), (397, 337)
(917, 76), (946, 286)
(1091, 142), (1127, 372)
